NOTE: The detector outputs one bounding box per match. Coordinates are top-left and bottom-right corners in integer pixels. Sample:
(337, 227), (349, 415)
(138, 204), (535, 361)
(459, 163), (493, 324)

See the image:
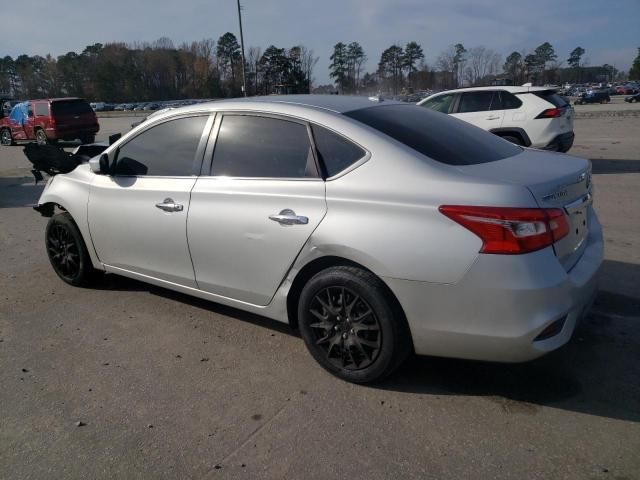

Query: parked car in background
(418, 86), (575, 152)
(32, 95), (602, 383)
(0, 97), (99, 146)
(625, 92), (640, 103)
(575, 90), (611, 105)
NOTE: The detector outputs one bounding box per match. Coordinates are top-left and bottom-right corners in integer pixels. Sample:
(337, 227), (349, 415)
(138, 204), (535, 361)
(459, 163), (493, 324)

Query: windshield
(344, 104), (522, 166)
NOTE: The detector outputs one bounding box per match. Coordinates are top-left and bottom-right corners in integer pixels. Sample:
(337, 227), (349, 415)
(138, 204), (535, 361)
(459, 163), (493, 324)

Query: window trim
(111, 112), (215, 178)
(204, 111), (324, 181)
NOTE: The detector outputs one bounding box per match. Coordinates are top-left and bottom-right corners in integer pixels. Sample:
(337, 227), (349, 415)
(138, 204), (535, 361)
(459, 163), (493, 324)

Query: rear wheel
(35, 128), (48, 145)
(298, 266), (411, 383)
(0, 128), (13, 146)
(45, 212), (97, 286)
(81, 135), (95, 144)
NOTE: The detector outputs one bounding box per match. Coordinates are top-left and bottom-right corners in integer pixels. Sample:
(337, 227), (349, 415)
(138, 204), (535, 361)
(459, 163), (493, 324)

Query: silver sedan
(34, 95), (603, 383)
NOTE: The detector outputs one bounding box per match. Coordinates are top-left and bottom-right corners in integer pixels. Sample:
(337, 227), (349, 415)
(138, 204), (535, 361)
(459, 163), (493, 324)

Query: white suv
(418, 86), (575, 152)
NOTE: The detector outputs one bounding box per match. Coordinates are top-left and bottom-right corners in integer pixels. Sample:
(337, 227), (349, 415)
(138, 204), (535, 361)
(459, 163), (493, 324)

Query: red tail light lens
(439, 206), (569, 254)
(536, 108), (563, 119)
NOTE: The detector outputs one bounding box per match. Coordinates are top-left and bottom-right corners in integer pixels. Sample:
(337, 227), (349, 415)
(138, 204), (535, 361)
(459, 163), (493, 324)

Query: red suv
(0, 97), (99, 146)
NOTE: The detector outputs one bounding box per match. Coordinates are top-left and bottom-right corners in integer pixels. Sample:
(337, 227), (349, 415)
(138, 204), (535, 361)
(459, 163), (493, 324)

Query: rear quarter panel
(305, 141), (539, 284)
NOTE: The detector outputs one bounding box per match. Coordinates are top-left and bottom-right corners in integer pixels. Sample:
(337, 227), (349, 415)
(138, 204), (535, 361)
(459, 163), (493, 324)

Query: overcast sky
(2, 0), (639, 84)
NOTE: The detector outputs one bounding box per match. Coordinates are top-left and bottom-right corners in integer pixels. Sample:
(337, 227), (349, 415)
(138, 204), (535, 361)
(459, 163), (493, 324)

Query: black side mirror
(99, 153), (110, 174)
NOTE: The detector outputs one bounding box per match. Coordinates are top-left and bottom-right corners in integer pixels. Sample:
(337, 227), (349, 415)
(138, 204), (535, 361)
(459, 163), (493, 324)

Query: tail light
(439, 206), (569, 255)
(535, 108), (563, 119)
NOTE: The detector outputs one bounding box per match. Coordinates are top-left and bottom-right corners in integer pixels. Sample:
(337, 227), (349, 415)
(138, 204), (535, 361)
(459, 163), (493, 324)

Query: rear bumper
(542, 131), (575, 153)
(384, 209), (603, 362)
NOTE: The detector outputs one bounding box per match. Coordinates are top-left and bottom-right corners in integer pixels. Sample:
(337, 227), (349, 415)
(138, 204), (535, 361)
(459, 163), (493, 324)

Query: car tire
(45, 212), (98, 287)
(35, 128), (48, 146)
(0, 128), (14, 146)
(298, 266), (411, 384)
(81, 135), (95, 144)
(500, 135), (524, 146)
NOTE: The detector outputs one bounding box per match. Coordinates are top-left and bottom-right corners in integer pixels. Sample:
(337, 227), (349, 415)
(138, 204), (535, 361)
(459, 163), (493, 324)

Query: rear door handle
(269, 209), (308, 225)
(155, 198), (184, 212)
(486, 115), (501, 120)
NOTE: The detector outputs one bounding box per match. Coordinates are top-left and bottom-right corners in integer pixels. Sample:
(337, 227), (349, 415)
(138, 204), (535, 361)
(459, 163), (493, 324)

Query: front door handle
(485, 115), (501, 120)
(269, 209), (308, 225)
(155, 198), (184, 212)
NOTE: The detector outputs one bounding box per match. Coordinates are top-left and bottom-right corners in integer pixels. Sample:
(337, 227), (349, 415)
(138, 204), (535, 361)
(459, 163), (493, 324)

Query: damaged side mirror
(90, 153), (111, 175)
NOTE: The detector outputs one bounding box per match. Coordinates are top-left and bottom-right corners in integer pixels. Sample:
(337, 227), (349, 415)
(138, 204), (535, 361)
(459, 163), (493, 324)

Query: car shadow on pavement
(377, 260), (640, 423)
(89, 258), (639, 423)
(590, 158), (640, 174)
(90, 272), (297, 336)
(0, 176), (44, 208)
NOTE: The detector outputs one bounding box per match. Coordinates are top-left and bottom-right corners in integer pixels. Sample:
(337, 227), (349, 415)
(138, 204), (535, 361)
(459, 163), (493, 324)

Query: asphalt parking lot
(1, 112), (639, 479)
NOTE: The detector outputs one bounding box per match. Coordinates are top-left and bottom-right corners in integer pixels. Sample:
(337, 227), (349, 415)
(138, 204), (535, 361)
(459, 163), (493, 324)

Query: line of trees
(0, 33), (319, 101)
(2, 36), (636, 102)
(326, 41), (632, 95)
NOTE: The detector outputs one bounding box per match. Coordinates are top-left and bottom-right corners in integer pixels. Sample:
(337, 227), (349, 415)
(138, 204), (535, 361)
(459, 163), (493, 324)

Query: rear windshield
(532, 90), (568, 108)
(51, 100), (93, 116)
(344, 104), (521, 166)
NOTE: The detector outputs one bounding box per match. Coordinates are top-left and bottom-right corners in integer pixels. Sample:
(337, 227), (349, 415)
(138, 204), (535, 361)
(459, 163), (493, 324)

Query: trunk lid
(456, 148), (592, 271)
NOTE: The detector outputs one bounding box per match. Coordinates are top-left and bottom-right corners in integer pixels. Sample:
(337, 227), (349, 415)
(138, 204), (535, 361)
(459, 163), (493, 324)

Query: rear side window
(114, 116), (208, 176)
(532, 91), (568, 108)
(492, 91), (522, 110)
(211, 115), (316, 178)
(35, 103), (49, 116)
(51, 100), (94, 116)
(457, 91), (494, 113)
(345, 104), (522, 166)
(420, 94), (454, 113)
(311, 125), (365, 177)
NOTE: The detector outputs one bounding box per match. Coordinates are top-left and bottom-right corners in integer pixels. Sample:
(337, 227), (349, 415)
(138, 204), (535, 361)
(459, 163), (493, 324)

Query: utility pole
(236, 0), (247, 96)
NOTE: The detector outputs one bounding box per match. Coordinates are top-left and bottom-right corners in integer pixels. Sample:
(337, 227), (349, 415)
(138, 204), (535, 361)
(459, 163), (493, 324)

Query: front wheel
(0, 128), (13, 146)
(298, 266), (411, 383)
(45, 212), (97, 286)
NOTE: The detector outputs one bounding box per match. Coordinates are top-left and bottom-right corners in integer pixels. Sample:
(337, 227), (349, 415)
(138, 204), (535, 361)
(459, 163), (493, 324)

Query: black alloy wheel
(298, 266), (411, 383)
(308, 286), (382, 371)
(45, 212), (96, 286)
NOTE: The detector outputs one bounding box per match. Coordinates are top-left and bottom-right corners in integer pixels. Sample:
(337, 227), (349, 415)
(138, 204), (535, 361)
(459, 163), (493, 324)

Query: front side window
(311, 125), (365, 177)
(211, 115), (316, 178)
(420, 94), (454, 113)
(457, 91), (494, 113)
(114, 116), (208, 176)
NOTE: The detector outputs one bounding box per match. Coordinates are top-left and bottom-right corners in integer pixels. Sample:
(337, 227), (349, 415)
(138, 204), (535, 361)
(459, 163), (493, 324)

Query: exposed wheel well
(286, 256), (411, 348)
(494, 131), (524, 145)
(33, 201), (65, 217)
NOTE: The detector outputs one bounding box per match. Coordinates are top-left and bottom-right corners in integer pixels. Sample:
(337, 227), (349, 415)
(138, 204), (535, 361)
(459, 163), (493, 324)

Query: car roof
(428, 86), (554, 95)
(28, 97), (84, 103)
(197, 95), (403, 114)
